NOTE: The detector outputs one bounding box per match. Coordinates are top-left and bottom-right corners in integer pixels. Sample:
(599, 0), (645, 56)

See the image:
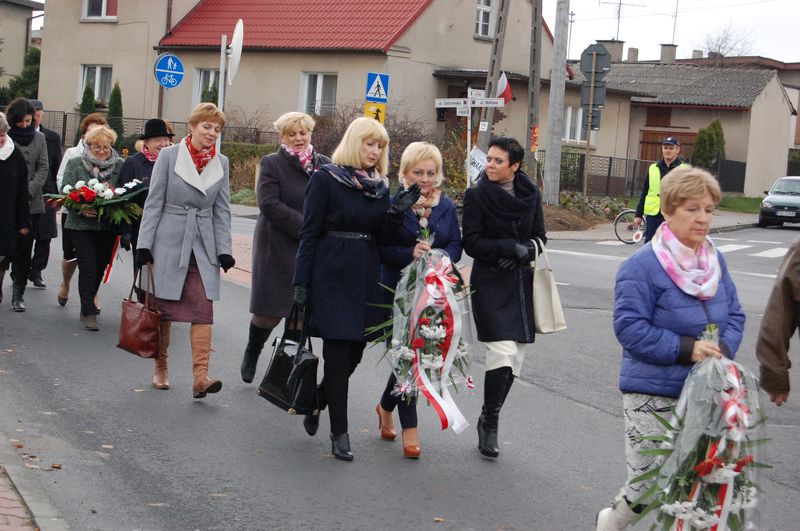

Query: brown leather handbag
(117, 267), (161, 358)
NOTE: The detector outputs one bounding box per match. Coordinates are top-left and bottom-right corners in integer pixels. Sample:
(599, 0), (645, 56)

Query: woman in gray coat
(0, 98), (48, 312)
(135, 103), (234, 399)
(240, 112), (330, 383)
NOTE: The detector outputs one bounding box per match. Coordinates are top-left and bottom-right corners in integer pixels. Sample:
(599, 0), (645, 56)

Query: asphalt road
(0, 222), (798, 530)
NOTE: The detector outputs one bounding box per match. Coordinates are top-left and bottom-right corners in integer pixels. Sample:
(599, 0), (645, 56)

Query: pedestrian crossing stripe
(715, 244), (752, 253)
(749, 247), (788, 258)
(365, 72), (389, 103)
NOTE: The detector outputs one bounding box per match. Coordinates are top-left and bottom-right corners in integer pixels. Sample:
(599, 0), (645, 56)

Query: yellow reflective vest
(643, 161), (689, 216)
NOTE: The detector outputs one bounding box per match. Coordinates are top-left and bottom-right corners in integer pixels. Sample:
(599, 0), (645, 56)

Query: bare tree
(700, 23), (755, 59)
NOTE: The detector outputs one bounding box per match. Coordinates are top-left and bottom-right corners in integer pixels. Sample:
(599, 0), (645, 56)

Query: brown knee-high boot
(190, 324), (222, 399)
(152, 321), (171, 390)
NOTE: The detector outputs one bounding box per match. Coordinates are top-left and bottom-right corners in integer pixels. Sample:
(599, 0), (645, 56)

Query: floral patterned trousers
(623, 393), (676, 504)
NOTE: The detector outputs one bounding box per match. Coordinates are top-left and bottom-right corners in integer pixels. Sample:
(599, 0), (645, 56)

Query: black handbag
(256, 305), (319, 415)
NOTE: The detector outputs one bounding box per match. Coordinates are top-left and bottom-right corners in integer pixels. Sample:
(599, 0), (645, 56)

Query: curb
(0, 432), (69, 531)
(709, 223), (759, 234)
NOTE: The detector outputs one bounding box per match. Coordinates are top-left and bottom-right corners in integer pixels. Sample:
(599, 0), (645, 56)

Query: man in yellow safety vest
(633, 136), (688, 242)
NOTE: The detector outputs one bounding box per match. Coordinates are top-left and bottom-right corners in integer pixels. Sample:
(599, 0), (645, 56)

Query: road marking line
(729, 269), (777, 279)
(711, 237), (738, 241)
(556, 282), (570, 286)
(749, 247), (788, 258)
(548, 249), (625, 262)
(715, 244), (752, 253)
(596, 241), (626, 246)
(746, 240), (782, 244)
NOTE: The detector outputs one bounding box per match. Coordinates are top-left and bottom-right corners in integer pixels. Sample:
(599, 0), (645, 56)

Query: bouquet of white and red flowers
(370, 242), (474, 434)
(632, 326), (770, 530)
(47, 178), (146, 225)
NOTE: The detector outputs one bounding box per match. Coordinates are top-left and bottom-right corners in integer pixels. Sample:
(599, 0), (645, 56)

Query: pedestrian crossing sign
(364, 102), (386, 124)
(365, 72), (389, 103)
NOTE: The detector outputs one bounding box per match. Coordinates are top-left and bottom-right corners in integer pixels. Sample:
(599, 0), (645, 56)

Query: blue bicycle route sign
(154, 53), (185, 89)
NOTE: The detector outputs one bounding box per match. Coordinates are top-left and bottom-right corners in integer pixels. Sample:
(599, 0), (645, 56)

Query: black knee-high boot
(477, 367), (514, 458)
(241, 323), (272, 383)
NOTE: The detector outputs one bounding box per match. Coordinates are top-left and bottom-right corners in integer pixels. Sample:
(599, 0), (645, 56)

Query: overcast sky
(548, 0), (799, 63)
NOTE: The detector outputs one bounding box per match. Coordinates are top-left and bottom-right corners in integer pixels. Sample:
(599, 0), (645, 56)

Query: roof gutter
(631, 102), (750, 111)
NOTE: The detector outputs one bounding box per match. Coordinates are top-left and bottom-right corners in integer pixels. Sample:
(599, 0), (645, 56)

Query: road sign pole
(582, 52), (596, 197)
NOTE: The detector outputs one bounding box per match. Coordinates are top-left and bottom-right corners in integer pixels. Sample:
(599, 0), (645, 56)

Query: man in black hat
(633, 136), (688, 242)
(28, 99), (63, 288)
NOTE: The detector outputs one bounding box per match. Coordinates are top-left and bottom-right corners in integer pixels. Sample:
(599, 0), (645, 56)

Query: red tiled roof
(159, 0), (434, 52)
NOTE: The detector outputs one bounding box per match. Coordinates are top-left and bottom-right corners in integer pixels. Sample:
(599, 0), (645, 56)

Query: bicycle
(613, 209), (645, 244)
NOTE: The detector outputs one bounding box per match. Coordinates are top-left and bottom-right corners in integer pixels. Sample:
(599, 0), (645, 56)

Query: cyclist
(633, 136), (688, 242)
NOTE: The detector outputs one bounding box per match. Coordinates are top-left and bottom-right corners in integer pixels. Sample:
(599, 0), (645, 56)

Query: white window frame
(80, 65), (113, 104)
(299, 72), (337, 116)
(475, 0), (495, 38)
(193, 69), (220, 109)
(82, 0), (117, 21)
(563, 106), (598, 145)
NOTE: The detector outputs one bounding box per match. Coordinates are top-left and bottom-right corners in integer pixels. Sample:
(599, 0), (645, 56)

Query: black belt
(326, 231), (373, 241)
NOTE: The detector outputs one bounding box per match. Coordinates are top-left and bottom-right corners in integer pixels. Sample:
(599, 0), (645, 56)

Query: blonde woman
(241, 112), (330, 383)
(292, 117), (420, 461)
(135, 103), (233, 398)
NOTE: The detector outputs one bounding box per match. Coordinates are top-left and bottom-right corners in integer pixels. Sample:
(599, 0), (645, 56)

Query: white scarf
(0, 138), (14, 161)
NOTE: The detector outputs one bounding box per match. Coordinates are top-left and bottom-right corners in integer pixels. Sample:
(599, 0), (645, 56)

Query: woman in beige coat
(135, 103), (234, 398)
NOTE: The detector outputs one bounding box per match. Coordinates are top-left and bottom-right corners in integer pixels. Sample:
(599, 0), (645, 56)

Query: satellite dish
(227, 19), (244, 86)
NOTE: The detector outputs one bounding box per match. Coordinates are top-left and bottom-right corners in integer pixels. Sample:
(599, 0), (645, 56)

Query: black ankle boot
(304, 413), (319, 436)
(330, 433), (353, 461)
(477, 367), (513, 458)
(11, 284), (26, 312)
(241, 323), (272, 383)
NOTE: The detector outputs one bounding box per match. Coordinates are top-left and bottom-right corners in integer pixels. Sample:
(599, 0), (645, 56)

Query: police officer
(633, 136), (688, 242)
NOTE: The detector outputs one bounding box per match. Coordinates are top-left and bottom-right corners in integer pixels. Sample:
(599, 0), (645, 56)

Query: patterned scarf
(324, 164), (389, 199)
(185, 135), (216, 173)
(281, 143), (315, 173)
(651, 223), (720, 300)
(80, 146), (119, 181)
(411, 188), (441, 228)
(141, 145), (159, 162)
(0, 137), (14, 161)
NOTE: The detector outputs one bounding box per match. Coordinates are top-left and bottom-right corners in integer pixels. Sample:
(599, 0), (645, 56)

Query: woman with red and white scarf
(135, 103), (234, 398)
(240, 112), (330, 384)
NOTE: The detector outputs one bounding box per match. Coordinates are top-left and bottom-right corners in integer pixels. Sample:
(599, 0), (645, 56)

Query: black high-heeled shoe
(330, 433), (353, 461)
(303, 413), (319, 436)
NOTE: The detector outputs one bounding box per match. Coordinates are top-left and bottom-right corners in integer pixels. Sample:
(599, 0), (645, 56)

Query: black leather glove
(135, 248), (153, 267)
(218, 254), (235, 272)
(388, 183), (421, 217)
(119, 233), (132, 251)
(497, 257), (516, 270)
(293, 285), (308, 308)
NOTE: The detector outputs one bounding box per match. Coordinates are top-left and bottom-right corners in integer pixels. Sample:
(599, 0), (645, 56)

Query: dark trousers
(643, 214), (664, 243)
(68, 229), (115, 317)
(1, 214), (38, 286)
(321, 339), (366, 435)
(380, 373), (418, 429)
(61, 212), (77, 260)
(30, 235), (52, 278)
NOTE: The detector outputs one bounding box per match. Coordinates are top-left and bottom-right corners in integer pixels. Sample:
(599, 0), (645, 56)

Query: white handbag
(531, 238), (567, 334)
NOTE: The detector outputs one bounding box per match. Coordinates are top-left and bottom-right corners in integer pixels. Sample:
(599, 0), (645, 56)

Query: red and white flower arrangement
(47, 178), (145, 224)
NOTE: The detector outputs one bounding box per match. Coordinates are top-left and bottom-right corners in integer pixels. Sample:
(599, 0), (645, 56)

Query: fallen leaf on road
(209, 493), (228, 497)
(13, 443), (24, 449)
(0, 370), (8, 374)
(50, 463), (62, 469)
(5, 348), (14, 352)
(132, 388), (146, 393)
(433, 517), (445, 523)
(101, 444), (114, 449)
(24, 463), (39, 470)
(41, 411), (58, 416)
(22, 454), (39, 461)
(15, 429), (24, 432)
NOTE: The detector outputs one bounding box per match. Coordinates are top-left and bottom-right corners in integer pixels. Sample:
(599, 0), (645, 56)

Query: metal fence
(42, 110), (278, 149)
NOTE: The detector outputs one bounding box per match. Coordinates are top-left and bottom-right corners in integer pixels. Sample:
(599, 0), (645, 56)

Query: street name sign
(435, 98), (469, 108)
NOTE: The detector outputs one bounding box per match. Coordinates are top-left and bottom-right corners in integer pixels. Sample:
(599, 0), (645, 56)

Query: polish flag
(496, 71), (513, 104)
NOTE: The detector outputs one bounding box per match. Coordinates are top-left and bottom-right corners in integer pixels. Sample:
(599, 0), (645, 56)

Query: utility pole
(567, 10), (576, 59)
(476, 0), (511, 152)
(525, 0), (543, 179)
(543, 0), (570, 206)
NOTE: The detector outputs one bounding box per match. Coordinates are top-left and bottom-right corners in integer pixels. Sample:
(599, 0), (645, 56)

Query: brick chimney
(627, 47), (639, 62)
(596, 39), (624, 62)
(660, 43), (678, 63)
(692, 49), (703, 59)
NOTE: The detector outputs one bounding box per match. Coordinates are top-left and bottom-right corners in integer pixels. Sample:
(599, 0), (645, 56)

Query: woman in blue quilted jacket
(596, 166), (745, 531)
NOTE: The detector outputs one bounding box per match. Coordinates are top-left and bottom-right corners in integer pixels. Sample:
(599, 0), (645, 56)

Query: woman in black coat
(240, 112), (330, 383)
(376, 141), (462, 459)
(293, 117), (420, 461)
(0, 113), (31, 304)
(462, 136), (546, 459)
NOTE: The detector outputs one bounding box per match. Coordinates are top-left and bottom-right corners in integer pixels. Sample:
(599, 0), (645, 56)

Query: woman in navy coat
(293, 117), (420, 461)
(462, 137), (546, 459)
(596, 167), (744, 530)
(376, 142), (462, 458)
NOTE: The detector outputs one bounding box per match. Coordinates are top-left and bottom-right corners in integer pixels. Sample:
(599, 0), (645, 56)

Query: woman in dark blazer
(240, 112), (330, 383)
(119, 119), (174, 252)
(376, 141), (462, 459)
(462, 136), (546, 459)
(293, 117), (420, 461)
(0, 112), (31, 304)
